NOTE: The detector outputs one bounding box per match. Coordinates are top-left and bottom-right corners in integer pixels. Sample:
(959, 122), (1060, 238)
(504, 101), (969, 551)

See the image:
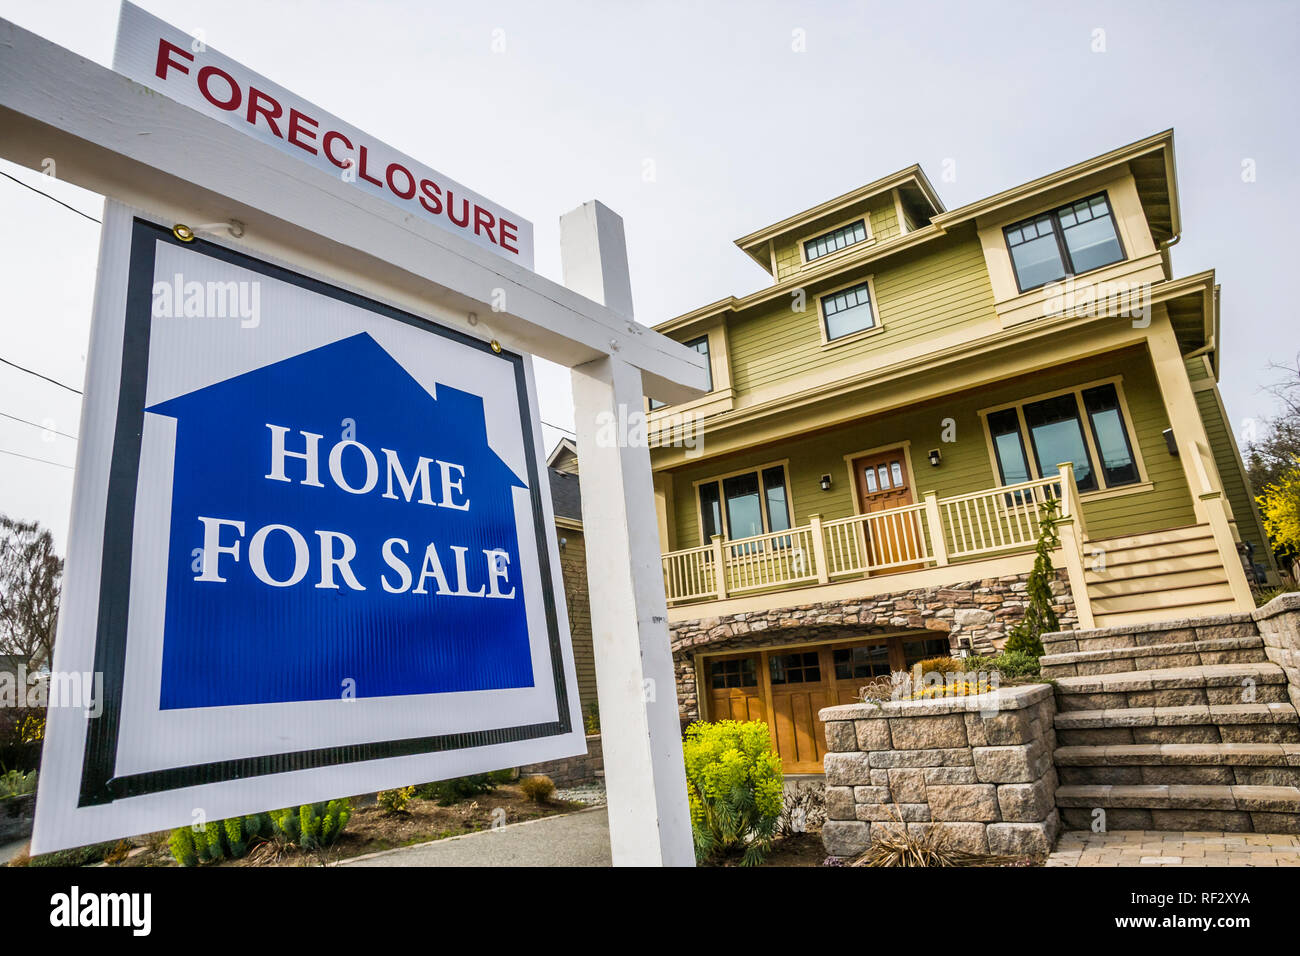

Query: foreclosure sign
(113, 2), (535, 268)
(32, 210), (581, 853)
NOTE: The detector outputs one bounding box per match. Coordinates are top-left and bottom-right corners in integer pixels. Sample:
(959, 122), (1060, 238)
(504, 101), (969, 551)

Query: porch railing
(662, 475), (1067, 605)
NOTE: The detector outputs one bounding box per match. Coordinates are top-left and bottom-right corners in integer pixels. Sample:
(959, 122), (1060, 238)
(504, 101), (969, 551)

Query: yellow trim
(691, 458), (796, 543)
(976, 374), (1151, 494)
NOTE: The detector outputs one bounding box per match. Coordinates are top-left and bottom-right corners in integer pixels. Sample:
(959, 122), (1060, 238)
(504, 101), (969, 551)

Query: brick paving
(1046, 829), (1300, 866)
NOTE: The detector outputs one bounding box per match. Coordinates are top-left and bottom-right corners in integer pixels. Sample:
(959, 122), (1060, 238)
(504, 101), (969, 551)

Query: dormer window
(804, 219), (869, 263)
(1004, 192), (1125, 292)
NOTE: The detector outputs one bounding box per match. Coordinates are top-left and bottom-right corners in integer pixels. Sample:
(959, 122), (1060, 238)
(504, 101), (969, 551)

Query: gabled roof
(546, 437), (578, 471)
(734, 165), (945, 274)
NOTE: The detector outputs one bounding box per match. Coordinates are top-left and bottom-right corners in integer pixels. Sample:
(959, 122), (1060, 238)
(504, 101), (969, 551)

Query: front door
(851, 448), (922, 571)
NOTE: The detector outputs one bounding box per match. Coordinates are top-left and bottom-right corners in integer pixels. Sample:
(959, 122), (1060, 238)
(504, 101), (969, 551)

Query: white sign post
(1, 6), (705, 865)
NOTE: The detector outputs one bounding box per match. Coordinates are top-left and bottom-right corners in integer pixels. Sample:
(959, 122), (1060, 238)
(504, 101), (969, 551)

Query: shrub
(913, 656), (964, 676)
(0, 768), (36, 799)
(1004, 498), (1061, 659)
(168, 827), (198, 867)
(520, 775), (555, 804)
(682, 719), (783, 866)
(416, 771), (512, 806)
(959, 650), (1040, 680)
(584, 702), (600, 734)
(377, 786), (415, 815)
(167, 799), (350, 864)
(850, 824), (1017, 867)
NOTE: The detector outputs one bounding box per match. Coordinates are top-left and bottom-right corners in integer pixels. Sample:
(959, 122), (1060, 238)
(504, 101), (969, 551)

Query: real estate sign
(113, 2), (535, 269)
(32, 211), (582, 853)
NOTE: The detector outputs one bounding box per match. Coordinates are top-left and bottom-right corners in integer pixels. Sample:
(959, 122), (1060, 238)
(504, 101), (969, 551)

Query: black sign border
(78, 218), (570, 806)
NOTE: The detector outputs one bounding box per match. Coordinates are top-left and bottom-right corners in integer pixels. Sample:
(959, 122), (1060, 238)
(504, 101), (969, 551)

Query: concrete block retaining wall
(519, 733), (603, 788)
(819, 684), (1060, 860)
(1256, 594), (1300, 713)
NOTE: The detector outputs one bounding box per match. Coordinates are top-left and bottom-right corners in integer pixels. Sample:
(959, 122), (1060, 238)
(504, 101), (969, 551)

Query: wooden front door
(851, 448), (922, 572)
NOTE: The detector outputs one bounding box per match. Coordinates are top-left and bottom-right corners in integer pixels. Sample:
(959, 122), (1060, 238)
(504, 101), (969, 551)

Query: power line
(540, 420), (576, 436)
(0, 410), (78, 441)
(0, 169), (101, 224)
(0, 356), (83, 395)
(0, 447), (74, 470)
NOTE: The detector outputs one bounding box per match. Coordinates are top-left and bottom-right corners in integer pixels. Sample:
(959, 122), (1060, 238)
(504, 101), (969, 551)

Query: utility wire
(0, 356), (83, 395)
(0, 411), (78, 441)
(0, 169), (101, 224)
(0, 447), (74, 469)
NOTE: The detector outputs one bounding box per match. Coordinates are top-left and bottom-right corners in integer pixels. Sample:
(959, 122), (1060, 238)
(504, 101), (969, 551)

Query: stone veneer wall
(670, 571), (1075, 724)
(1255, 593), (1300, 712)
(520, 733), (603, 788)
(819, 685), (1060, 860)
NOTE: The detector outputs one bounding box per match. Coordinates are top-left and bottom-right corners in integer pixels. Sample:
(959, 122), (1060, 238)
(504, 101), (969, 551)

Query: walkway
(1046, 829), (1300, 866)
(339, 806), (611, 867)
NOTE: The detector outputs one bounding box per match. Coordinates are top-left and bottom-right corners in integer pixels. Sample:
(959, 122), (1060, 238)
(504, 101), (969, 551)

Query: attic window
(804, 219), (868, 263)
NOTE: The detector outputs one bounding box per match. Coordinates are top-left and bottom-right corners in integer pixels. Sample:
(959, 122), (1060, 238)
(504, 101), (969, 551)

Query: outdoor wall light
(820, 474), (832, 491)
(928, 448), (942, 467)
(1163, 427), (1179, 456)
(559, 537), (568, 551)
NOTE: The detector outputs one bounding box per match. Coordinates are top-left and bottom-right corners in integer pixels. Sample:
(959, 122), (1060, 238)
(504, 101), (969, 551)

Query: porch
(662, 448), (1253, 632)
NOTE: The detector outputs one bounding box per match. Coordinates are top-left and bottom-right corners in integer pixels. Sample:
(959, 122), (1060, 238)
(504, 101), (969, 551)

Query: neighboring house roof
(546, 437), (579, 473)
(549, 467), (582, 525)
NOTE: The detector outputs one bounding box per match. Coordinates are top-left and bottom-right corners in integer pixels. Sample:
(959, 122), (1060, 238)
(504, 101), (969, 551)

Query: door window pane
(710, 658), (757, 689)
(699, 482), (722, 542)
(833, 643), (890, 680)
(1005, 214), (1066, 290)
(1082, 384), (1138, 486)
(821, 281), (876, 340)
(878, 465), (891, 489)
(770, 652), (821, 685)
(1023, 394), (1096, 491)
(761, 466), (791, 533)
(890, 461), (904, 486)
(723, 472), (763, 540)
(988, 408), (1032, 485)
(862, 467), (878, 493)
(1059, 195), (1123, 273)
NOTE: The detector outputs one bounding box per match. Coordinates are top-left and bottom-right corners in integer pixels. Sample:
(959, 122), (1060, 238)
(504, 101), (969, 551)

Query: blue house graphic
(146, 332), (534, 710)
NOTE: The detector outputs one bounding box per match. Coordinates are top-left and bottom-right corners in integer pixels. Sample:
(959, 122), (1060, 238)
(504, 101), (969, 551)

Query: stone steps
(1052, 662), (1290, 712)
(1055, 742), (1300, 787)
(1054, 702), (1300, 747)
(1092, 601), (1243, 629)
(1055, 783), (1300, 833)
(1042, 616), (1257, 655)
(1040, 636), (1268, 680)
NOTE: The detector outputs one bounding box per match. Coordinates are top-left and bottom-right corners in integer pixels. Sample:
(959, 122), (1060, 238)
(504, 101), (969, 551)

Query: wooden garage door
(768, 651), (832, 773)
(706, 654), (765, 723)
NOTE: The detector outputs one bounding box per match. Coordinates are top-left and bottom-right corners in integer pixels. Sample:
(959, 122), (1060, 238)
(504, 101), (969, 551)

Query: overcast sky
(1, 0), (1297, 551)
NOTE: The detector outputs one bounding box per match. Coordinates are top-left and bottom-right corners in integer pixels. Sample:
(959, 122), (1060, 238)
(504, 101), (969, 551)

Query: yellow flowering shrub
(682, 719), (784, 866)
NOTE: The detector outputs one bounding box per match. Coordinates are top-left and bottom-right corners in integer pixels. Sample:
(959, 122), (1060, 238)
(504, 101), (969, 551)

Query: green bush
(683, 719), (784, 866)
(1004, 498), (1061, 659)
(377, 786), (415, 815)
(167, 799), (351, 865)
(962, 650), (1041, 680)
(416, 770), (512, 806)
(0, 768), (36, 799)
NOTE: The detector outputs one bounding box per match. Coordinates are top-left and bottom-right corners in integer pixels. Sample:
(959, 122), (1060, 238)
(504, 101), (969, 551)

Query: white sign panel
(113, 2), (535, 269)
(32, 206), (581, 853)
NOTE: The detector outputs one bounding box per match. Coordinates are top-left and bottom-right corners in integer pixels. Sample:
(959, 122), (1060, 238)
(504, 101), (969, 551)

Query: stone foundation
(520, 733), (603, 787)
(670, 571), (1075, 723)
(819, 684), (1060, 860)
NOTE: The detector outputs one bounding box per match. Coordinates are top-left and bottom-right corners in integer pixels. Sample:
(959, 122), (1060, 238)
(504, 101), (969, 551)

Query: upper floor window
(820, 280), (876, 341)
(650, 334), (711, 410)
(1003, 192), (1125, 292)
(804, 219), (868, 263)
(984, 381), (1140, 494)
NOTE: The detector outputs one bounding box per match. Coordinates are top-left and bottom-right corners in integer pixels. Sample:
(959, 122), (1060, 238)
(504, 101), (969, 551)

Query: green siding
(730, 228), (997, 397)
(670, 349), (1195, 549)
(1188, 357), (1276, 572)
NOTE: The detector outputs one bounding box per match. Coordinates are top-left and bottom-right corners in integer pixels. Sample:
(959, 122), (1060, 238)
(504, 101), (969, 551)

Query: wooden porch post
(1055, 462), (1096, 630)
